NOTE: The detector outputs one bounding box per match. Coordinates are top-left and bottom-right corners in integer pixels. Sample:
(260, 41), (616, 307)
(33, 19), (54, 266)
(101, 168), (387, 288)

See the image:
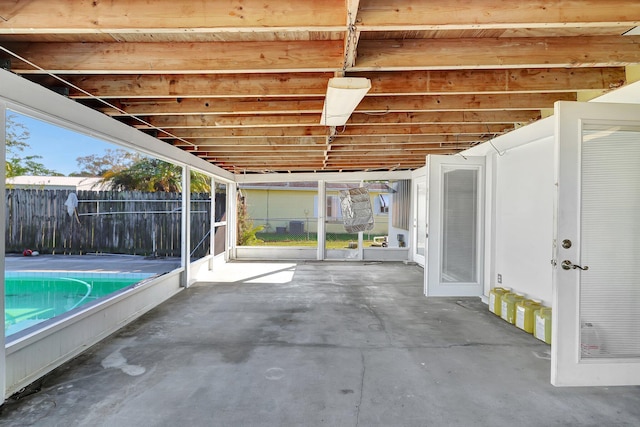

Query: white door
(426, 155), (485, 296)
(412, 168), (427, 267)
(552, 101), (640, 386)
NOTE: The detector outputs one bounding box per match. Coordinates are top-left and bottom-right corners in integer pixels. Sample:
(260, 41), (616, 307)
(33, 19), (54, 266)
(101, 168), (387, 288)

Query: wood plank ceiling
(1, 0), (638, 174)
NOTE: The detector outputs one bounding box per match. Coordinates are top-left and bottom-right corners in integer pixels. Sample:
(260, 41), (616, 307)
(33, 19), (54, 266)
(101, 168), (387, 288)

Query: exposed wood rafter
(0, 0), (637, 173)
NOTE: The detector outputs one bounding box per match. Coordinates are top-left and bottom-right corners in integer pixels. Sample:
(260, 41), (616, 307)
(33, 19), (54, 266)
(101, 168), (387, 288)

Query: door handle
(561, 260), (589, 271)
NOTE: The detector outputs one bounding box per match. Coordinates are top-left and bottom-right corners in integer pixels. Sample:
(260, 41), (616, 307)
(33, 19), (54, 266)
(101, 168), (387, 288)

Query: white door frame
(425, 155), (485, 297)
(552, 100), (640, 386)
(411, 166), (427, 267)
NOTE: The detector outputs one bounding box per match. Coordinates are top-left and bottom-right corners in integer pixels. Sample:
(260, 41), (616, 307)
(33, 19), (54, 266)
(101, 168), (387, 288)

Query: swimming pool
(5, 272), (153, 337)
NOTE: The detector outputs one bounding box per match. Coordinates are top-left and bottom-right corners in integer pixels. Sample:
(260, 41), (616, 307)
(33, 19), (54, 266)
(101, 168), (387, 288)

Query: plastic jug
(488, 287), (510, 316)
(580, 322), (603, 357)
(501, 293), (525, 324)
(534, 307), (552, 344)
(516, 300), (542, 333)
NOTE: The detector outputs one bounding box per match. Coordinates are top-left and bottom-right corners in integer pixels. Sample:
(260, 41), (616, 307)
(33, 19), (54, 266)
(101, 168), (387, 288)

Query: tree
(190, 170), (211, 193)
(5, 113), (61, 177)
(236, 190), (263, 246)
(102, 157), (211, 193)
(6, 156), (62, 177)
(75, 148), (141, 177)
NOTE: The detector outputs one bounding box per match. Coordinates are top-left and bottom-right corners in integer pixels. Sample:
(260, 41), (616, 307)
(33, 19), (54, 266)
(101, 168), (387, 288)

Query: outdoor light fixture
(320, 77), (371, 126)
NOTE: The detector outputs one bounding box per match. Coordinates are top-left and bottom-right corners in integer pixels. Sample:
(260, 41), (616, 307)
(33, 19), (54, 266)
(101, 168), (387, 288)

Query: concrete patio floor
(1, 261), (639, 426)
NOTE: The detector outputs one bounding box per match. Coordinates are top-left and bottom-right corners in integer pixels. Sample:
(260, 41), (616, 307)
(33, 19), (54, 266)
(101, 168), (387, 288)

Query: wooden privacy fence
(5, 189), (212, 257)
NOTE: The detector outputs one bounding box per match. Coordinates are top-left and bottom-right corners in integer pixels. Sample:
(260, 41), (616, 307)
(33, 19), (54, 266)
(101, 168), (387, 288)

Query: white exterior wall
(493, 137), (555, 305)
(463, 117), (555, 304)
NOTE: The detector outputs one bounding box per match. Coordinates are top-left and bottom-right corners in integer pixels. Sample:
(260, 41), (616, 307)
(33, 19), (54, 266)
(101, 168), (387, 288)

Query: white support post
(358, 180), (364, 260)
(1, 101), (7, 398)
(227, 181), (237, 261)
(483, 152), (498, 299)
(208, 179), (216, 268)
(317, 180), (326, 260)
(182, 166), (191, 287)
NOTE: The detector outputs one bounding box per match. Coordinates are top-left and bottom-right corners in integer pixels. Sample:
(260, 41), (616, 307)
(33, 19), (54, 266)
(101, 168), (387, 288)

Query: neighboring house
(6, 175), (107, 191)
(239, 181), (398, 236)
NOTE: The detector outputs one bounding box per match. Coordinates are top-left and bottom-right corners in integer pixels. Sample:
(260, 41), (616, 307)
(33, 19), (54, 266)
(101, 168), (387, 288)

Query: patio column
(317, 180), (326, 260)
(182, 165), (191, 287)
(1, 100), (7, 398)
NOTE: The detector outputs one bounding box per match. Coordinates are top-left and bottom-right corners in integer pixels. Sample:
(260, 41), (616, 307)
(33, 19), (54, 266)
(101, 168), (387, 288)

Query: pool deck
(1, 261), (640, 426)
(4, 254), (181, 274)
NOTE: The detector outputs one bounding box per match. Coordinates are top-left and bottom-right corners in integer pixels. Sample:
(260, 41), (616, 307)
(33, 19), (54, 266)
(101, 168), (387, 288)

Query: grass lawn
(252, 232), (384, 249)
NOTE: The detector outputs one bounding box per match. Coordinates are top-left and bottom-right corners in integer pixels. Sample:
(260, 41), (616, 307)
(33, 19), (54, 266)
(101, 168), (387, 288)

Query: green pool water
(5, 273), (152, 337)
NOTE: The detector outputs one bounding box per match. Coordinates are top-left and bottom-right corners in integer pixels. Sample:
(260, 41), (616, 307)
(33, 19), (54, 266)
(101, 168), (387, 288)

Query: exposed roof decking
(1, 0), (638, 173)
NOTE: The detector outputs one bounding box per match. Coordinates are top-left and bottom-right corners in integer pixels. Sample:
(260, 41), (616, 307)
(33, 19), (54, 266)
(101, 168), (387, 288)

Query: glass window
(441, 168), (478, 283)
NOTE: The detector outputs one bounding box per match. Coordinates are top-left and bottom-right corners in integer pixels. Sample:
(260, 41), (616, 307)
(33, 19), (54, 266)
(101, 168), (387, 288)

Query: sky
(7, 111), (127, 176)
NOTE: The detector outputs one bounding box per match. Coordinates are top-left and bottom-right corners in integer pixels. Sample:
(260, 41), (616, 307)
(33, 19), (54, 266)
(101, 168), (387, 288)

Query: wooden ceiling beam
(193, 146), (327, 154)
(171, 137), (327, 147)
(135, 110), (538, 129)
(325, 165), (427, 171)
(4, 36), (639, 74)
(135, 115), (323, 128)
(198, 142), (476, 157)
(226, 161), (426, 172)
(60, 68), (625, 99)
(357, 0), (640, 30)
(327, 151), (462, 160)
(0, 0), (346, 32)
(158, 122), (518, 139)
(172, 134), (482, 148)
(101, 98), (325, 116)
(346, 111), (539, 126)
(326, 158), (429, 164)
(204, 155), (327, 162)
(1, 41), (345, 74)
(218, 159), (324, 165)
(217, 159), (323, 166)
(64, 73), (333, 99)
(221, 165), (327, 172)
(323, 163), (431, 170)
(187, 144), (478, 156)
(343, 0), (361, 70)
(215, 159), (429, 171)
(331, 135), (482, 144)
(330, 143), (478, 151)
(225, 166), (329, 173)
(357, 92), (576, 111)
(205, 156), (328, 163)
(202, 146), (467, 156)
(354, 36), (640, 70)
(102, 92), (574, 116)
(356, 68), (626, 95)
(331, 122), (520, 134)
(1, 0), (635, 33)
(158, 127), (328, 138)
